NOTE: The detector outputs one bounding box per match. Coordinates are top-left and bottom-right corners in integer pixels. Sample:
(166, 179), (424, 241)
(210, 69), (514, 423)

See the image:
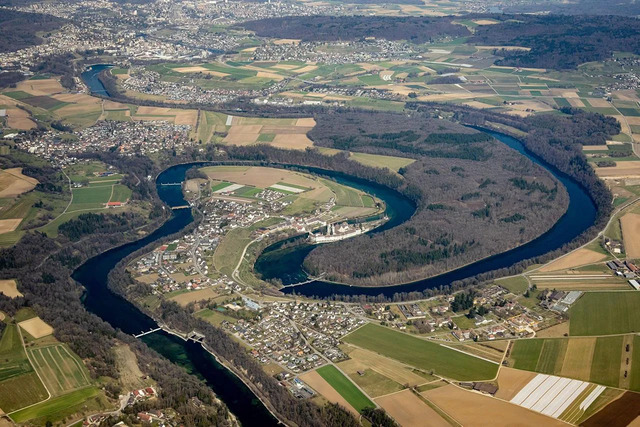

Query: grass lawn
(569, 292), (640, 336)
(509, 339), (544, 371)
(344, 324), (498, 381)
(316, 365), (375, 412)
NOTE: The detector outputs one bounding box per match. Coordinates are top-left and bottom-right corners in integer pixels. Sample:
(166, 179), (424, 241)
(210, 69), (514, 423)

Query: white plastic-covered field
(213, 183), (243, 193)
(269, 183), (305, 193)
(510, 374), (605, 419)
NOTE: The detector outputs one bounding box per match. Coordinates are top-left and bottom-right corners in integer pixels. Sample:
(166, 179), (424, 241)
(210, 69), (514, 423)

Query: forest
(301, 110), (569, 286)
(469, 14), (640, 69)
(240, 15), (470, 43)
(0, 10), (65, 53)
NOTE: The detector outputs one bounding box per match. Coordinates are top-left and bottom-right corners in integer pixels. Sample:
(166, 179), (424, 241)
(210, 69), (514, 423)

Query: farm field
(298, 370), (358, 415)
(569, 292), (640, 336)
(509, 336), (633, 389)
(315, 365), (375, 412)
(0, 324), (48, 412)
(538, 248), (607, 272)
(222, 115), (315, 149)
(9, 386), (108, 424)
(338, 345), (432, 387)
(18, 317), (54, 339)
(343, 323), (499, 381)
(375, 389), (449, 427)
(28, 344), (91, 396)
(423, 383), (565, 426)
(621, 213), (640, 259)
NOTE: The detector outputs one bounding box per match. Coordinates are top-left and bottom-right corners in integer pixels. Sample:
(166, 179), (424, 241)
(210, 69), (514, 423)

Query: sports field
(29, 344), (91, 396)
(316, 365), (375, 412)
(509, 336), (628, 388)
(344, 324), (498, 380)
(569, 291), (640, 336)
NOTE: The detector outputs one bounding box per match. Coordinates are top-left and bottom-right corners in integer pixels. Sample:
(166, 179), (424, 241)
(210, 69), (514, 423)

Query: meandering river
(74, 66), (597, 422)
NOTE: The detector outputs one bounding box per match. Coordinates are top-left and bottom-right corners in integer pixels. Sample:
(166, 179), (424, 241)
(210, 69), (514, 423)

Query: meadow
(28, 344), (91, 396)
(344, 323), (498, 381)
(9, 386), (104, 424)
(315, 365), (375, 412)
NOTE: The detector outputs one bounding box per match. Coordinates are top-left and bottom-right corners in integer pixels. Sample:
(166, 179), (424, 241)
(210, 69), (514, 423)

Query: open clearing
(299, 370), (358, 415)
(570, 291), (640, 336)
(18, 317), (53, 339)
(423, 384), (565, 426)
(344, 323), (498, 381)
(621, 213), (640, 258)
(375, 389), (448, 427)
(202, 166), (318, 189)
(539, 248), (606, 272)
(316, 365), (374, 412)
(595, 161), (640, 178)
(0, 280), (21, 298)
(0, 168), (38, 198)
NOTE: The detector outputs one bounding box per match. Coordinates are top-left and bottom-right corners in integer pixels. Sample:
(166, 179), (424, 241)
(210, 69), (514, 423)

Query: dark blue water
(73, 164), (279, 426)
(275, 131), (596, 298)
(81, 64), (114, 96)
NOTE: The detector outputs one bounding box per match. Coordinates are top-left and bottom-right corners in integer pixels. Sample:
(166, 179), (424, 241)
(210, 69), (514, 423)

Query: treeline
(0, 71), (26, 89)
(240, 15), (469, 43)
(469, 14), (640, 69)
(0, 10), (65, 53)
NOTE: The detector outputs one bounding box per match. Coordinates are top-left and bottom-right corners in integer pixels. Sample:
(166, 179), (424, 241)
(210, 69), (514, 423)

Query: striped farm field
(509, 336), (633, 389)
(344, 323), (498, 381)
(315, 365), (374, 412)
(28, 344), (91, 396)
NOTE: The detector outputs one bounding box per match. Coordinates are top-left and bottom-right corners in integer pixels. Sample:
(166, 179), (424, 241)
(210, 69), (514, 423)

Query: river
(75, 67), (597, 422)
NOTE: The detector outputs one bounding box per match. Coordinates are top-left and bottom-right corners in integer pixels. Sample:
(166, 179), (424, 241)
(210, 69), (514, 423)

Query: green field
(29, 344), (91, 396)
(68, 186), (113, 211)
(569, 292), (640, 336)
(321, 178), (366, 207)
(509, 339), (543, 371)
(315, 365), (375, 412)
(344, 324), (498, 380)
(630, 335), (640, 392)
(110, 184), (132, 203)
(0, 324), (33, 382)
(0, 372), (48, 413)
(0, 324), (48, 412)
(590, 336), (623, 387)
(10, 386), (104, 424)
(495, 276), (529, 294)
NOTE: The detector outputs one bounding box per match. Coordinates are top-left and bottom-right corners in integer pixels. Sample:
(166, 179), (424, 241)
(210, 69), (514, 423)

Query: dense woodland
(503, 0), (640, 16)
(0, 10), (65, 53)
(241, 16), (470, 43)
(470, 14), (640, 69)
(302, 110), (568, 286)
(31, 53), (77, 90)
